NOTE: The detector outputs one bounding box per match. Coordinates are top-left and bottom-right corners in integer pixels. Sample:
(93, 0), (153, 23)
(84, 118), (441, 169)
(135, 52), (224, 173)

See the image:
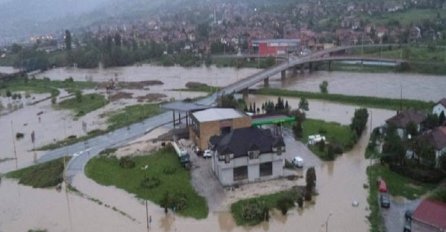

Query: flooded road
(263, 71), (446, 102)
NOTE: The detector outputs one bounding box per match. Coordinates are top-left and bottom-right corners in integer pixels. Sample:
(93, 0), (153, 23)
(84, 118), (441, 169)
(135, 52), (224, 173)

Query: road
(382, 196), (420, 232)
(37, 112), (172, 183)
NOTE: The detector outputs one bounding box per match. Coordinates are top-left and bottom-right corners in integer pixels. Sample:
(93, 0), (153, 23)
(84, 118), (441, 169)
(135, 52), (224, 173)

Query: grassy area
(85, 147), (208, 219)
(230, 189), (298, 226)
(57, 93), (107, 117)
(362, 9), (446, 27)
(6, 157), (69, 188)
(106, 104), (161, 130)
(367, 164), (435, 200)
(429, 186), (446, 203)
(255, 88), (432, 111)
(366, 164), (385, 232)
(319, 62), (397, 73)
(302, 119), (354, 160)
(0, 76), (95, 97)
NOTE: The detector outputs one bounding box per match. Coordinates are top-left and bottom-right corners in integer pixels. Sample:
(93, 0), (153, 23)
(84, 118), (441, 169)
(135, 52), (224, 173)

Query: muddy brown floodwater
(259, 71), (446, 101)
(0, 94), (395, 232)
(1, 66), (440, 231)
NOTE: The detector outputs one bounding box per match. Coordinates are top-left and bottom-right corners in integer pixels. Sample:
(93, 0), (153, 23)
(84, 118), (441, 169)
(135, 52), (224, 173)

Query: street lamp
(142, 165), (150, 232)
(325, 213), (333, 232)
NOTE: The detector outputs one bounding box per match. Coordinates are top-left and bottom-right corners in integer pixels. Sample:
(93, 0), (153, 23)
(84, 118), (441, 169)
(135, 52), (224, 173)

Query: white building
(210, 127), (285, 186)
(433, 98), (446, 117)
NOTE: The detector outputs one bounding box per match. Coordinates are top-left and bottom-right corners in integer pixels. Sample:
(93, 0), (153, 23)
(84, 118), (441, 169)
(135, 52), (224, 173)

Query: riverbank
(254, 88), (432, 111)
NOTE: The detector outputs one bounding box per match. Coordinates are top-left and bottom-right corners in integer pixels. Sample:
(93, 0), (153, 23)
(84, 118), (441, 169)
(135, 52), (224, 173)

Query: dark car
(380, 194), (390, 208)
(403, 219), (411, 232)
(405, 210), (413, 221)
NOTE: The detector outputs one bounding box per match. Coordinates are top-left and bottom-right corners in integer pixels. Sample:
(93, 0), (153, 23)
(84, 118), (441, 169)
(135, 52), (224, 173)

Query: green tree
(298, 97), (309, 111)
(424, 114), (439, 130)
(65, 30), (72, 51)
(319, 81), (328, 93)
(350, 108), (369, 137)
(439, 111), (445, 125)
(75, 90), (82, 103)
(305, 167), (316, 193)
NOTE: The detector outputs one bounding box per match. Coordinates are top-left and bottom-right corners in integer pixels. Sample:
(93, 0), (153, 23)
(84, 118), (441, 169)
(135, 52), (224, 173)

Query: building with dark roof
(412, 199), (446, 232)
(189, 108), (251, 150)
(210, 127), (285, 186)
(419, 126), (446, 167)
(385, 109), (427, 138)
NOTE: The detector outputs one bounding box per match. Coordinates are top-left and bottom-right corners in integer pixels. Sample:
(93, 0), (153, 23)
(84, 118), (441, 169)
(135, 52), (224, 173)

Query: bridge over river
(216, 44), (405, 96)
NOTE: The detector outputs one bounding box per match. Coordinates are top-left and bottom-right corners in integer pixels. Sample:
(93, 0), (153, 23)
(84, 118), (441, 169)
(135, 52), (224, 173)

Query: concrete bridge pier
(300, 64), (305, 74)
(242, 88), (249, 98)
(264, 77), (269, 87)
(281, 70), (286, 80)
(308, 62), (313, 73)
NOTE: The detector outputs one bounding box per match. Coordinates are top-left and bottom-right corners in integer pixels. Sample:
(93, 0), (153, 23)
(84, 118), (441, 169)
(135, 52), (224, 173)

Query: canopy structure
(251, 114), (295, 127)
(161, 101), (213, 129)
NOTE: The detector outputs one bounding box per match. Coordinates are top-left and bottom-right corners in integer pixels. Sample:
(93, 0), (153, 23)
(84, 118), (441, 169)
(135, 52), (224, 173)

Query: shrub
(99, 148), (117, 156)
(240, 200), (269, 224)
(389, 164), (445, 183)
(119, 157), (135, 169)
(140, 177), (161, 189)
(163, 166), (177, 175)
(326, 144), (335, 161)
(276, 196), (294, 215)
(318, 140), (325, 152)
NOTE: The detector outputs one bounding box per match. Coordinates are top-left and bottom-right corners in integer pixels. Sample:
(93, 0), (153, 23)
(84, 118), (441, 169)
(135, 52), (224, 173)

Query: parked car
(291, 156), (304, 168)
(380, 194), (390, 208)
(203, 149), (213, 159)
(403, 219), (411, 232)
(404, 210), (413, 221)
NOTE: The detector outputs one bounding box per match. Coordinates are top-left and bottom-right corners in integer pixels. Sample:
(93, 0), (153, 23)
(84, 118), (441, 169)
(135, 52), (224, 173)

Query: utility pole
(10, 120), (17, 169)
(142, 165), (149, 232)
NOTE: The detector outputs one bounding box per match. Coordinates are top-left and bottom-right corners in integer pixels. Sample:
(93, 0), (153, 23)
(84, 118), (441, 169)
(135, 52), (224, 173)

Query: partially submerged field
(6, 157), (69, 188)
(85, 147), (208, 219)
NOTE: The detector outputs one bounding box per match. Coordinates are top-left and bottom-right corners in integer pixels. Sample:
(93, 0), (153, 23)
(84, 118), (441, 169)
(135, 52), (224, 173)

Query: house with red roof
(412, 199), (446, 232)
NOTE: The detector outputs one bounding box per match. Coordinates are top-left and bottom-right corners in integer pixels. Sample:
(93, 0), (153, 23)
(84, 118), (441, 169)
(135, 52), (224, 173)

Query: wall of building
(212, 152), (284, 186)
(433, 104), (446, 116)
(412, 219), (442, 232)
(191, 116), (251, 150)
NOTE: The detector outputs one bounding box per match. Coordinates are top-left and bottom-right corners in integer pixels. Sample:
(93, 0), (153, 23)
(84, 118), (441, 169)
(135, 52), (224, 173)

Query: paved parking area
(185, 128), (320, 212)
(381, 195), (420, 232)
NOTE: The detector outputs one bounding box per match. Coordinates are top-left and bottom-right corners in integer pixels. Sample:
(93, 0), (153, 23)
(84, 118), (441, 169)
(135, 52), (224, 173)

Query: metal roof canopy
(161, 101), (212, 113)
(251, 114), (296, 126)
(192, 108), (246, 122)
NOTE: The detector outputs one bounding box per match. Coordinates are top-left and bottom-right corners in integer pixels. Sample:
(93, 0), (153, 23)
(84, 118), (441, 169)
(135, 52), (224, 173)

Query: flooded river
(0, 65), (441, 231)
(263, 71), (446, 102)
(36, 64), (259, 89)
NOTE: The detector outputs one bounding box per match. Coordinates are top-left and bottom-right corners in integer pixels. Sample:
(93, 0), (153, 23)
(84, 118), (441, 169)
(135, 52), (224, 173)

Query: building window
(233, 166), (248, 181)
(259, 162), (272, 177)
(248, 150), (260, 159)
(221, 126), (231, 134)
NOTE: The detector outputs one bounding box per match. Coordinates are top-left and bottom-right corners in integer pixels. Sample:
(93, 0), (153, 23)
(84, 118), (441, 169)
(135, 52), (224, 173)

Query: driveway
(188, 148), (225, 211)
(381, 195), (420, 232)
